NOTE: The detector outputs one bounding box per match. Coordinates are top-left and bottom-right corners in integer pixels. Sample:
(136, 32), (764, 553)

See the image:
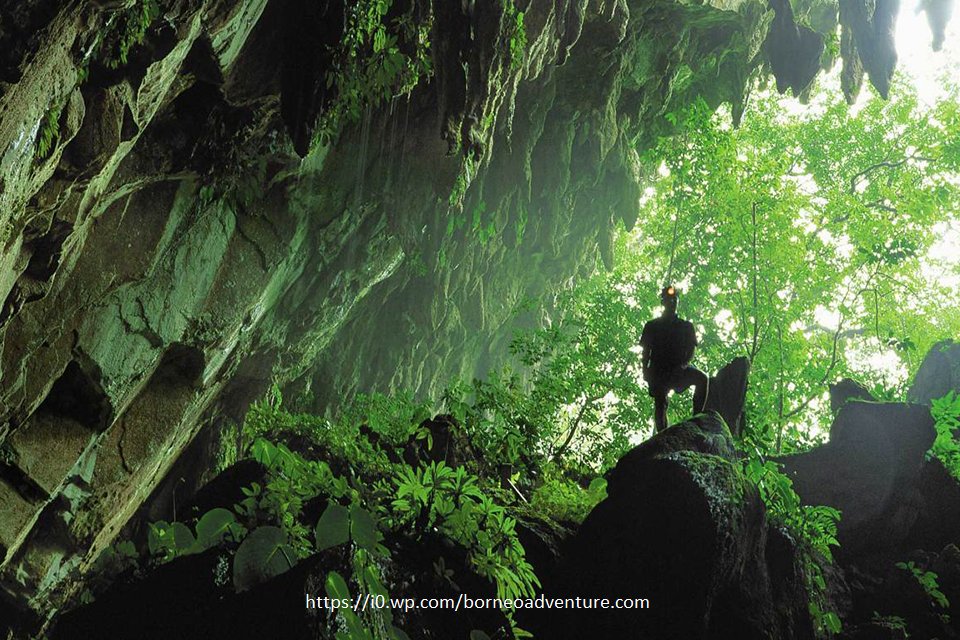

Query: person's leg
(674, 367), (709, 414)
(690, 367), (709, 413)
(654, 393), (669, 432)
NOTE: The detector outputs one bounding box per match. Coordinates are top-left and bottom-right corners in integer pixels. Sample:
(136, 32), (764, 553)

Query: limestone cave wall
(0, 0), (924, 627)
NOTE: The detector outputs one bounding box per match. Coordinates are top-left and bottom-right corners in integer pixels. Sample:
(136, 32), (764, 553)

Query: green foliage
(248, 437), (345, 553)
(630, 81), (960, 449)
(809, 597), (843, 637)
(233, 525), (297, 592)
(743, 454), (840, 562)
(896, 561), (951, 610)
(315, 502), (350, 550)
(233, 393), (539, 637)
(194, 508), (237, 551)
(147, 521), (197, 561)
(35, 102), (63, 160)
(929, 391), (960, 480)
(324, 569), (411, 640)
(470, 201), (499, 246)
(315, 0), (432, 146)
(36, 0), (161, 163)
(742, 447), (842, 636)
(529, 467), (606, 524)
(99, 0), (160, 69)
(147, 508), (244, 563)
(338, 389), (433, 445)
(390, 461), (540, 601)
(871, 612), (909, 636)
(503, 0), (527, 71)
(315, 501), (382, 553)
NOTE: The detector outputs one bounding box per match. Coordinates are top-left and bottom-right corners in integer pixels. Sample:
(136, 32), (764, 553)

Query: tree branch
(848, 155), (937, 195)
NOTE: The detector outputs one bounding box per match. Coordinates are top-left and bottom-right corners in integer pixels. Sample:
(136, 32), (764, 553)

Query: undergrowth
(314, 0), (433, 148)
(741, 440), (843, 637)
(929, 390), (960, 481)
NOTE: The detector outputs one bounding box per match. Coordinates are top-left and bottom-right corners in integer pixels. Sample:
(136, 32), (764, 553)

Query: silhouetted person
(640, 286), (709, 433)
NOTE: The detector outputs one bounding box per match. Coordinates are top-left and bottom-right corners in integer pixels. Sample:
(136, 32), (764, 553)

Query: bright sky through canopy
(895, 2), (960, 104)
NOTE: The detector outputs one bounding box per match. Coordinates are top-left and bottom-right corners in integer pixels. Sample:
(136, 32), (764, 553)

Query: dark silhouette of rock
(839, 0), (900, 100)
(776, 401), (935, 554)
(830, 378), (876, 413)
(184, 459), (266, 517)
(934, 543), (960, 624)
(765, 0), (826, 96)
(840, 22), (866, 104)
(918, 0), (955, 50)
(544, 414), (815, 639)
(906, 458), (960, 554)
(52, 548), (333, 640)
(909, 339), (960, 404)
(279, 0), (344, 156)
(704, 356), (750, 436)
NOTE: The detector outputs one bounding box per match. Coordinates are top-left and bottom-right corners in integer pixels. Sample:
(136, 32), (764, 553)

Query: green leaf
(116, 540), (138, 558)
(233, 526), (296, 592)
(825, 612), (842, 633)
(251, 438), (278, 467)
(325, 570), (351, 601)
(194, 508), (235, 550)
(171, 522), (197, 556)
(316, 502), (350, 550)
(587, 477), (608, 499)
(147, 521), (169, 556)
(350, 504), (380, 551)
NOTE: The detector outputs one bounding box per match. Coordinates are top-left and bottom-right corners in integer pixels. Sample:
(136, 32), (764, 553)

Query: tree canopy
(567, 77), (960, 454)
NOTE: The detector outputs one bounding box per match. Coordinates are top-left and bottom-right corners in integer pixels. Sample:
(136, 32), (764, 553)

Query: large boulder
(829, 378), (875, 413)
(906, 458), (960, 553)
(703, 356), (750, 436)
(776, 401), (936, 555)
(909, 339), (960, 405)
(539, 414), (815, 640)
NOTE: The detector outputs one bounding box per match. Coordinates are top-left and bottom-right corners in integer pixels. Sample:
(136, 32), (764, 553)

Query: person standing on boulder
(640, 286), (709, 433)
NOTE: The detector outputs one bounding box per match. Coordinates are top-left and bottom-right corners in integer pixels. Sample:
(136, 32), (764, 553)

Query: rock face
(541, 414), (815, 640)
(704, 356), (750, 435)
(838, 0), (900, 102)
(919, 0), (955, 51)
(765, 0), (825, 96)
(909, 339), (960, 405)
(774, 343), (960, 639)
(829, 378), (876, 413)
(0, 0), (780, 623)
(778, 337), (960, 561)
(776, 401), (936, 555)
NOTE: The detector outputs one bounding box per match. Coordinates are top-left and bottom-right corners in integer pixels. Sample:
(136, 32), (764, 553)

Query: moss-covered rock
(540, 413), (815, 639)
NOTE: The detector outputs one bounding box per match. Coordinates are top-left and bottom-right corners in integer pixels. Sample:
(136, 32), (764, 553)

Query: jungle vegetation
(91, 53), (960, 640)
